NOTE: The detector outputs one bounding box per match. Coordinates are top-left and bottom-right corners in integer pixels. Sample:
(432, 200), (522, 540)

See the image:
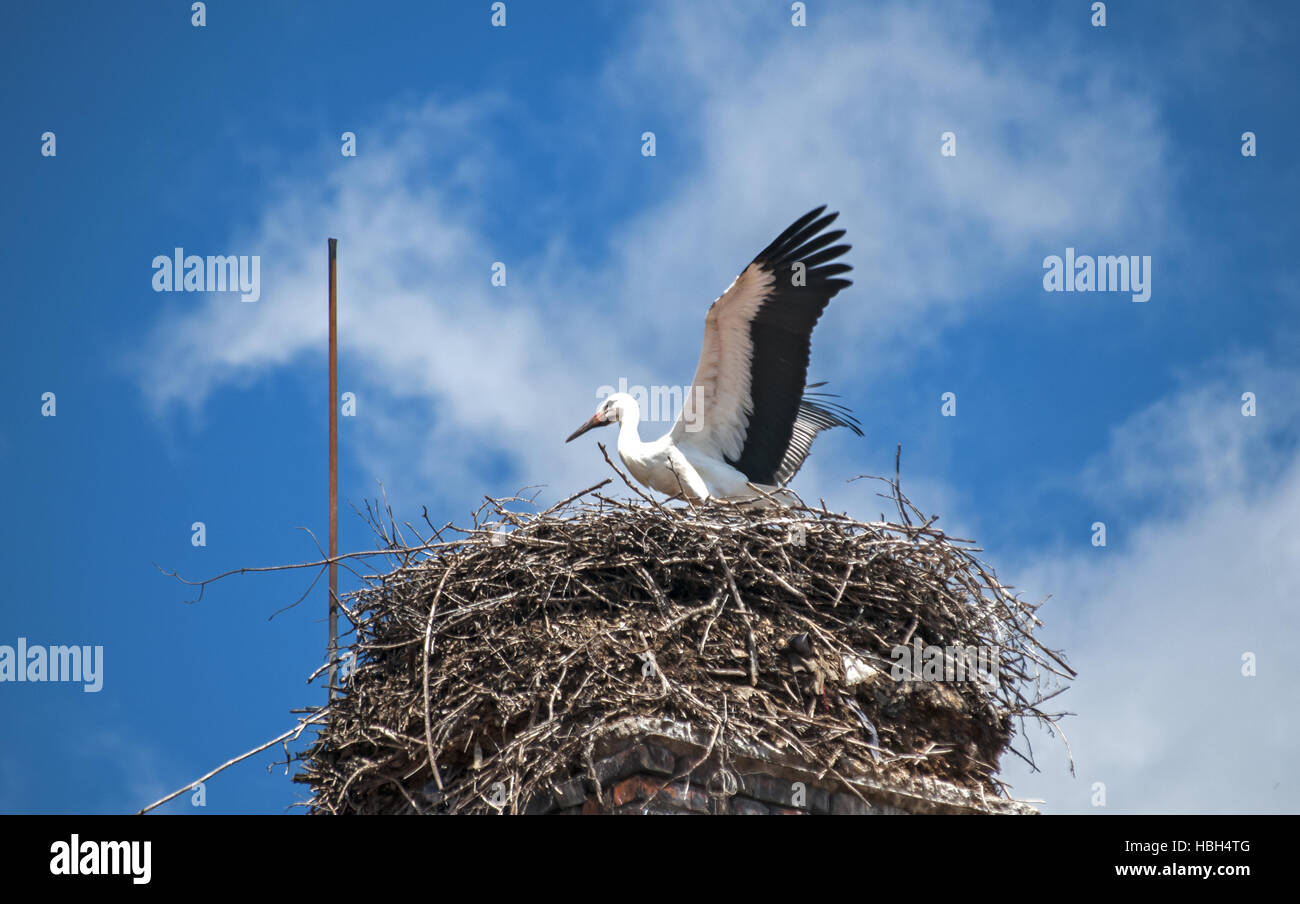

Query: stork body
(604, 393), (753, 501)
(567, 206), (862, 502)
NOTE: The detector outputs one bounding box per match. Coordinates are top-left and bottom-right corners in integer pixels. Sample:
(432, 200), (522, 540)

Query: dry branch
(293, 475), (1072, 814)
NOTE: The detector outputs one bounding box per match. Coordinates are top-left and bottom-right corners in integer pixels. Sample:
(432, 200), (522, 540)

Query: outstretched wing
(671, 206), (860, 485)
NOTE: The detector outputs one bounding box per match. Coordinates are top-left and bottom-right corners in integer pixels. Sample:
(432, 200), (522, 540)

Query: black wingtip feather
(726, 208), (859, 485)
(800, 388), (864, 437)
(765, 206), (827, 252)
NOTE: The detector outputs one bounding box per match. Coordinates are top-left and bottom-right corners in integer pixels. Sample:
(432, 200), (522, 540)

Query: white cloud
(119, 3), (1299, 814)
(1078, 356), (1300, 516)
(998, 362), (1300, 813)
(128, 1), (1175, 517)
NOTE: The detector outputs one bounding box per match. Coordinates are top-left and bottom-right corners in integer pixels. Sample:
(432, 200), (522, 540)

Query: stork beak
(565, 413), (607, 443)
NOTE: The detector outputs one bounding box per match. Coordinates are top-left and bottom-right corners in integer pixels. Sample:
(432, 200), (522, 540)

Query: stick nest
(296, 470), (1072, 814)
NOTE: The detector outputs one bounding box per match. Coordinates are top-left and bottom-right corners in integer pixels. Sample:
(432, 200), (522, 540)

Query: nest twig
(294, 466), (1073, 815)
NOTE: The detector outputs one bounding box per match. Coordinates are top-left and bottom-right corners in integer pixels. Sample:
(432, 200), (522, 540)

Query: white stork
(566, 206), (862, 503)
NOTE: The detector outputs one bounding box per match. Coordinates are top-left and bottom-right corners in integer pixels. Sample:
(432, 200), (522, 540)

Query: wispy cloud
(108, 0), (1295, 815)
(1078, 354), (1300, 516)
(1000, 360), (1300, 812)
(127, 0), (1176, 515)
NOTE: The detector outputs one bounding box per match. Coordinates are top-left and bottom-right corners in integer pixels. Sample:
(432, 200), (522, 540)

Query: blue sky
(1, 1), (1297, 814)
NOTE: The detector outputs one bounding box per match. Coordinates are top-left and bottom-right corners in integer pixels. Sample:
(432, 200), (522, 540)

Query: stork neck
(615, 403), (644, 453)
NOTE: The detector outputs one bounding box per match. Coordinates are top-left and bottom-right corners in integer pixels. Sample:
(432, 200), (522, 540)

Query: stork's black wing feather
(726, 207), (857, 485)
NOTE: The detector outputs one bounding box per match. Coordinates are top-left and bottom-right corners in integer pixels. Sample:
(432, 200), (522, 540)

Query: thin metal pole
(328, 238), (339, 704)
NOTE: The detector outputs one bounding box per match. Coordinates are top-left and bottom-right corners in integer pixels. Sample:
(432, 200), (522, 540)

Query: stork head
(565, 392), (636, 443)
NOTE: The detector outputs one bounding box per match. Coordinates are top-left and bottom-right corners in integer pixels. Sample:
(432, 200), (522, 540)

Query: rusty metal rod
(328, 238), (339, 704)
